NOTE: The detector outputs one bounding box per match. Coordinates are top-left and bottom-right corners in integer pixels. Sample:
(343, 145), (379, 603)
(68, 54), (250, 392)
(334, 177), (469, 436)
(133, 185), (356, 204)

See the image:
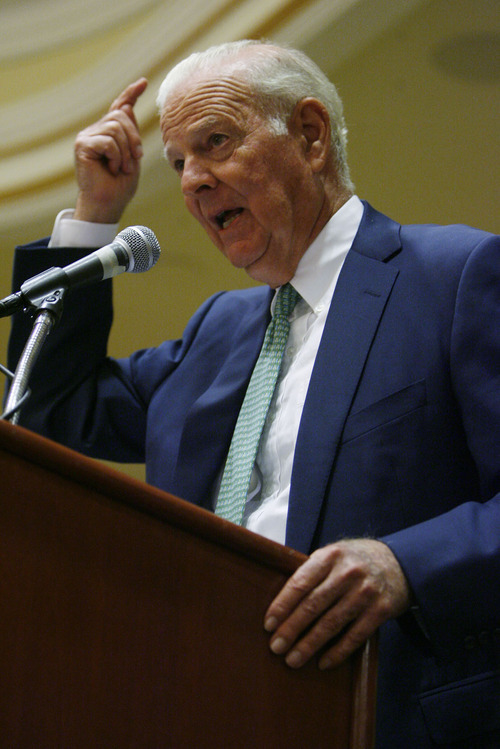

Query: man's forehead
(165, 68), (252, 107)
(160, 72), (256, 135)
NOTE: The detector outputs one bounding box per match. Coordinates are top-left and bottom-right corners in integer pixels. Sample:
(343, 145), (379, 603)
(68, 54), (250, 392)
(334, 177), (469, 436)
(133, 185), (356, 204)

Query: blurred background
(0, 0), (498, 479)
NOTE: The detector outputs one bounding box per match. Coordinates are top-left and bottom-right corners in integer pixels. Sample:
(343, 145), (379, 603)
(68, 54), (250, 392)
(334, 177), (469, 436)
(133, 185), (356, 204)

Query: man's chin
(242, 254), (292, 288)
(216, 235), (295, 287)
(221, 241), (267, 273)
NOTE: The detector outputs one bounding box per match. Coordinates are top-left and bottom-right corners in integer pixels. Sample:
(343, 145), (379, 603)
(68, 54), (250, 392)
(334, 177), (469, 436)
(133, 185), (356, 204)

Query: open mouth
(215, 208), (244, 230)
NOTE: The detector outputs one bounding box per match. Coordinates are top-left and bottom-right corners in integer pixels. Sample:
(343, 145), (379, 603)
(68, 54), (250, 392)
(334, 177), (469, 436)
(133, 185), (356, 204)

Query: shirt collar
(287, 195), (364, 314)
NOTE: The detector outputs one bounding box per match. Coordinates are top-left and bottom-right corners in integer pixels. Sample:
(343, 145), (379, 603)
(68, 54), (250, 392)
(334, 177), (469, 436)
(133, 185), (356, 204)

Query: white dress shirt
(49, 208), (118, 248)
(242, 196), (364, 544)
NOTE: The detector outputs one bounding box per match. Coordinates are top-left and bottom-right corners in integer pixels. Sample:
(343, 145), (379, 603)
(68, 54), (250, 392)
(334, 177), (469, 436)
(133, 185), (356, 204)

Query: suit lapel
(172, 287), (273, 507)
(286, 205), (401, 552)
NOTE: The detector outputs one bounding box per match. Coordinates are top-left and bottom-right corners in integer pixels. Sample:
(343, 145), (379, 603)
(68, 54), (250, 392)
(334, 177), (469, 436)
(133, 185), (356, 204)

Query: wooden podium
(0, 419), (377, 748)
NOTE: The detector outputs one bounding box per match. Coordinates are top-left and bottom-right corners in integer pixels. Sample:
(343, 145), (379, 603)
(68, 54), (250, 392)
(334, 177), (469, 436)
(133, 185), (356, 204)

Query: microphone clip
(25, 287), (65, 325)
(0, 267), (68, 318)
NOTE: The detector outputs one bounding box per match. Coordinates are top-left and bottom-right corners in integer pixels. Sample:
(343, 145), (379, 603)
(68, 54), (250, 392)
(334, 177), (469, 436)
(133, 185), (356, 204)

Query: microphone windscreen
(118, 226), (161, 273)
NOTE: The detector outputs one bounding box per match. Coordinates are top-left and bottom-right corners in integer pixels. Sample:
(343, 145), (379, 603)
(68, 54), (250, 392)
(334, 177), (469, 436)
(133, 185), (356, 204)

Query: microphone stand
(3, 289), (65, 424)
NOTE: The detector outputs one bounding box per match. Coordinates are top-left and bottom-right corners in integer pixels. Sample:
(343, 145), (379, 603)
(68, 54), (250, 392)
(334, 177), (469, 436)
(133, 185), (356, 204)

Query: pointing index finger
(109, 77), (148, 114)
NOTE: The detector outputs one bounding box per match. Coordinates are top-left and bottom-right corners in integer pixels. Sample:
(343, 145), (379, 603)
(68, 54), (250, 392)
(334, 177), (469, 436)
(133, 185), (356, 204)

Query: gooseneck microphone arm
(3, 290), (65, 423)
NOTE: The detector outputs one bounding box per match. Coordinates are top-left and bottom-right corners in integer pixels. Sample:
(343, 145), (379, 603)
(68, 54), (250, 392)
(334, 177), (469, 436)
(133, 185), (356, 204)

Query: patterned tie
(215, 283), (299, 524)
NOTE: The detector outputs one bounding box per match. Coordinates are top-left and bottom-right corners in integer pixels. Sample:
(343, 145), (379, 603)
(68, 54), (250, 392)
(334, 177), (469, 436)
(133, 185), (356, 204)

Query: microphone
(0, 225), (161, 318)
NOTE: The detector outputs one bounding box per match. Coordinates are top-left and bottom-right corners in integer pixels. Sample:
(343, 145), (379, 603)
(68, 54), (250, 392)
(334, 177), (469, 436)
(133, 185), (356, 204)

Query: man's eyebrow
(163, 115), (232, 159)
(190, 115), (227, 134)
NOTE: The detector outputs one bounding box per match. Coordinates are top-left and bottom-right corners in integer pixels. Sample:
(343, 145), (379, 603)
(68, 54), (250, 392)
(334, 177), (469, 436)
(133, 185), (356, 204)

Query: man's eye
(210, 133), (227, 147)
(174, 159), (184, 173)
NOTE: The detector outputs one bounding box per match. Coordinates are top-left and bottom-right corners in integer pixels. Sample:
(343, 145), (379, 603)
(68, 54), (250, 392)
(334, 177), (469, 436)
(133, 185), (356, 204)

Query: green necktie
(215, 283), (299, 525)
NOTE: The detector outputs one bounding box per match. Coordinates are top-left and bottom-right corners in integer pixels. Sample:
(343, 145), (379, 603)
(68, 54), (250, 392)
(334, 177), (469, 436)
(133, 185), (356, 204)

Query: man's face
(160, 65), (326, 287)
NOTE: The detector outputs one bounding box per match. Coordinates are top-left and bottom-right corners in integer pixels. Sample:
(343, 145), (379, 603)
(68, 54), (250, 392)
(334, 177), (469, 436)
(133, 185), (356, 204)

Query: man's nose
(181, 156), (217, 195)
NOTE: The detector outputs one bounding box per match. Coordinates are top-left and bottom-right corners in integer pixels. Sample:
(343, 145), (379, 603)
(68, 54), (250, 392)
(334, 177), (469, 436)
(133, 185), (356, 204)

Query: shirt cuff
(48, 209), (118, 248)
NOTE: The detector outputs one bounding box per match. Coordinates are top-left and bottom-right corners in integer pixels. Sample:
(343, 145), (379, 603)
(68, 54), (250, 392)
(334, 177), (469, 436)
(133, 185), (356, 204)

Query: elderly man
(8, 41), (500, 747)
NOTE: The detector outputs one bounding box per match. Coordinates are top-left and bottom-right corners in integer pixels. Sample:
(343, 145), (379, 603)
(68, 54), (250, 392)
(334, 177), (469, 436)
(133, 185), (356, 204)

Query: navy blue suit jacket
(8, 203), (500, 747)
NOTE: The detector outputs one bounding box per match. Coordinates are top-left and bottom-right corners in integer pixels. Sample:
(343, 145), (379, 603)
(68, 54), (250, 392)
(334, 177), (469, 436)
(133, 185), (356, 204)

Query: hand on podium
(264, 538), (410, 670)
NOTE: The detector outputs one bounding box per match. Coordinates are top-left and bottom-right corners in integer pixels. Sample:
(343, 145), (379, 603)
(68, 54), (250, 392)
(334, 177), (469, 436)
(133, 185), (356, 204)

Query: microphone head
(116, 226), (161, 273)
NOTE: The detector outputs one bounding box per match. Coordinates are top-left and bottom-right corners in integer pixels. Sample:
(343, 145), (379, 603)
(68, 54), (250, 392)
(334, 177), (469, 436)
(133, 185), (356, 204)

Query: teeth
(217, 208), (243, 229)
(223, 213), (239, 229)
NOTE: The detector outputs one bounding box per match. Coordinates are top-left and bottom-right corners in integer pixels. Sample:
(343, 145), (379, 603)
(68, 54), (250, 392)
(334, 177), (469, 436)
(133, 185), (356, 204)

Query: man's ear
(291, 97), (331, 172)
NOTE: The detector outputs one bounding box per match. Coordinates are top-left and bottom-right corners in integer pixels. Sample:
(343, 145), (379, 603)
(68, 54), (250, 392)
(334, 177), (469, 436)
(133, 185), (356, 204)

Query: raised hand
(74, 77), (148, 223)
(264, 538), (411, 670)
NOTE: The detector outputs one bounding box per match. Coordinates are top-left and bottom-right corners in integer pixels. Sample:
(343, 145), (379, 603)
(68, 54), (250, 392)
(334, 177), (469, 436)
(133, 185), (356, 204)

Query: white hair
(156, 40), (354, 191)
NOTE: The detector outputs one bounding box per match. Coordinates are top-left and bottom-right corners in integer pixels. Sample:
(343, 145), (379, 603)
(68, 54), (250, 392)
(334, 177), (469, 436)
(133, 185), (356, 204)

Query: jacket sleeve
(382, 232), (500, 662)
